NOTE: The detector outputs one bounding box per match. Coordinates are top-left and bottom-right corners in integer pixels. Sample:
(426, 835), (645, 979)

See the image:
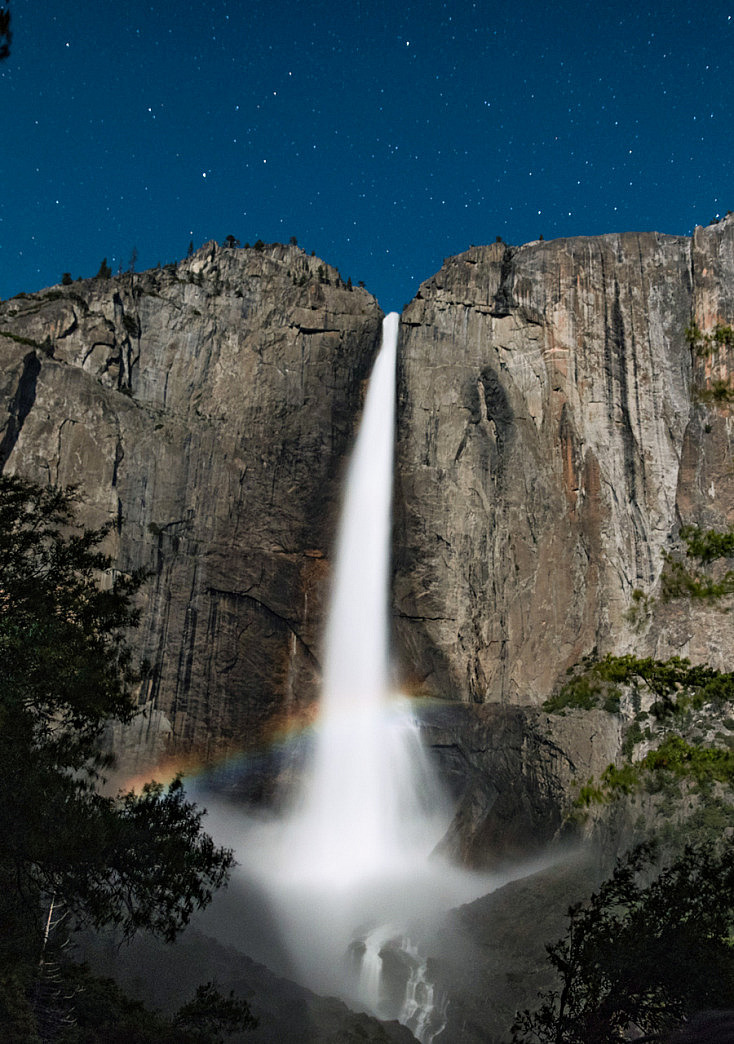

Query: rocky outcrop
(422, 853), (607, 1044)
(394, 217), (734, 708)
(420, 702), (620, 866)
(0, 243), (383, 768)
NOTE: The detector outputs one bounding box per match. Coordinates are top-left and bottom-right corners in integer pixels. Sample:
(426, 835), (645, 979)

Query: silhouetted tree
(0, 477), (235, 1036)
(0, 5), (11, 61)
(174, 982), (258, 1038)
(95, 257), (112, 279)
(41, 965), (257, 1041)
(512, 841), (734, 1043)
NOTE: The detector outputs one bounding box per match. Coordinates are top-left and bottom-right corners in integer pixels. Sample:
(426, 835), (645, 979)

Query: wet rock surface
(418, 702), (620, 866)
(423, 854), (606, 1044)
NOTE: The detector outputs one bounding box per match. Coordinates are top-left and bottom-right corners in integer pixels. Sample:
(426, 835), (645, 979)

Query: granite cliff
(393, 216), (734, 861)
(0, 222), (732, 859)
(395, 218), (734, 704)
(0, 242), (383, 771)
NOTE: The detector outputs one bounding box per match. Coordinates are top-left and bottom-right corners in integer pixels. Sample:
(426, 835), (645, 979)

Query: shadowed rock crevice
(0, 350), (41, 472)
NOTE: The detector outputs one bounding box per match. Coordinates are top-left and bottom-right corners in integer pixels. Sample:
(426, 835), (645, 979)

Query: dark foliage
(662, 524), (734, 602)
(546, 652), (734, 718)
(685, 320), (734, 357)
(56, 966), (256, 1042)
(595, 654), (734, 716)
(0, 477), (236, 1036)
(174, 981), (258, 1039)
(512, 841), (734, 1043)
(0, 4), (10, 61)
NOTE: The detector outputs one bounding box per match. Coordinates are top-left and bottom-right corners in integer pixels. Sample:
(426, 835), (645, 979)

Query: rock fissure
(0, 350), (41, 472)
(208, 586), (320, 667)
(397, 613), (458, 623)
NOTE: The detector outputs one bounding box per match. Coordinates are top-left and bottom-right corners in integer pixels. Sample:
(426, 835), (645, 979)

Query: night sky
(1, 1), (732, 313)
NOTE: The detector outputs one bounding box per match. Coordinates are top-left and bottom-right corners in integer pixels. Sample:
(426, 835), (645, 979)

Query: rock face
(394, 217), (734, 708)
(1, 222), (732, 857)
(0, 243), (383, 768)
(421, 702), (620, 866)
(4, 227), (732, 1043)
(422, 854), (607, 1044)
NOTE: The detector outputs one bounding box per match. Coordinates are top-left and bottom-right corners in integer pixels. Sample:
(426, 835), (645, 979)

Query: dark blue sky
(1, 1), (732, 312)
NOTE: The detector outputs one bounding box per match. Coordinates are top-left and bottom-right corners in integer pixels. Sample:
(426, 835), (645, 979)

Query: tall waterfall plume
(202, 313), (492, 1041)
(286, 311), (446, 883)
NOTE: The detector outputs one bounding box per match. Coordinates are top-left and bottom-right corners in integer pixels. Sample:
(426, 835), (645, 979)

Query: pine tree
(0, 477), (235, 1035)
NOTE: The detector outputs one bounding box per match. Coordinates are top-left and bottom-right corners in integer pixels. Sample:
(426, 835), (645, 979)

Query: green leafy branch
(554, 654), (734, 807)
(661, 524), (734, 603)
(578, 735), (734, 806)
(545, 653), (733, 717)
(693, 379), (734, 405)
(685, 320), (734, 357)
(677, 524), (734, 563)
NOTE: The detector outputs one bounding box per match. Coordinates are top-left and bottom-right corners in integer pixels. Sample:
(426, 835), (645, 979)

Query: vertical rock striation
(394, 217), (734, 707)
(0, 243), (383, 767)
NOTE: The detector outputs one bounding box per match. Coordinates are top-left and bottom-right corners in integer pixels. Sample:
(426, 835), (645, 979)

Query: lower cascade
(208, 313), (492, 1040)
(400, 941), (448, 1044)
(352, 928), (447, 1043)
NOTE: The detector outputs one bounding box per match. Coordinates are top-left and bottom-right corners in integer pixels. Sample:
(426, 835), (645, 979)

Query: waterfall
(322, 310), (398, 709)
(356, 923), (396, 1011)
(208, 313), (494, 1042)
(399, 939), (448, 1044)
(287, 311), (446, 883)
